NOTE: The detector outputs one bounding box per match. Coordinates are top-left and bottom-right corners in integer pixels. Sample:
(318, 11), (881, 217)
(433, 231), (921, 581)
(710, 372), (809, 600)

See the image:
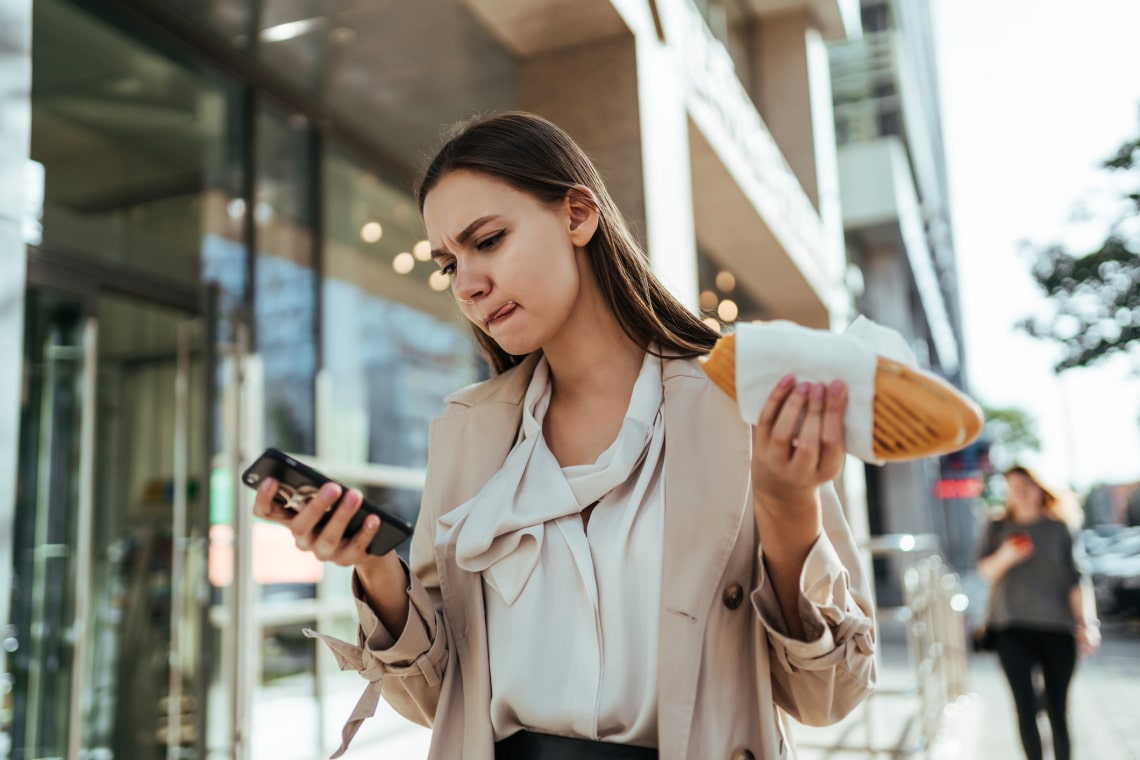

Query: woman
(253, 112), (875, 759)
(977, 465), (1100, 760)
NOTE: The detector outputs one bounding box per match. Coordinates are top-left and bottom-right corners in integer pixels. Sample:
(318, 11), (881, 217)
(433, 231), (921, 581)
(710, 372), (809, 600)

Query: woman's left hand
(1076, 624), (1101, 657)
(751, 375), (848, 510)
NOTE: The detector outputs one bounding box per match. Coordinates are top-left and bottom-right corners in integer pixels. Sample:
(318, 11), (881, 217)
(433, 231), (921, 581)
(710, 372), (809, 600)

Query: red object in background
(935, 477), (984, 499)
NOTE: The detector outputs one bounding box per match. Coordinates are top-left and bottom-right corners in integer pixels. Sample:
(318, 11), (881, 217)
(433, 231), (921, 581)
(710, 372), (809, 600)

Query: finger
(817, 380), (848, 475)
(769, 381), (811, 454)
(334, 513), (383, 566)
(791, 383), (826, 467)
(291, 482), (342, 549)
(313, 488), (363, 558)
(756, 374), (797, 433)
(252, 478), (295, 523)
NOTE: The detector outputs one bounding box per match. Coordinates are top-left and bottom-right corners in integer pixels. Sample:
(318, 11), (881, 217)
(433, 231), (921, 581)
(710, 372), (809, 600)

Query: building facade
(828, 0), (974, 593)
(0, 0), (867, 757)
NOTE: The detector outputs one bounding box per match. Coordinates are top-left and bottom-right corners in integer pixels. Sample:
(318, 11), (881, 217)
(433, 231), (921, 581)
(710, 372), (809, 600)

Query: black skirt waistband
(494, 730), (659, 760)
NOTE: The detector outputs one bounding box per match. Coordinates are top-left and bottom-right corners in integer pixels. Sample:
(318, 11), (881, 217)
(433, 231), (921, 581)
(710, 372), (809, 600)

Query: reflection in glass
(11, 291), (86, 759)
(256, 106), (318, 455)
(30, 0), (240, 291)
(85, 295), (206, 759)
(321, 146), (480, 476)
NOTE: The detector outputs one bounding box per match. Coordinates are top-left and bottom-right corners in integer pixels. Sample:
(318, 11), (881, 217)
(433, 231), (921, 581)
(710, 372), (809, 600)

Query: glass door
(10, 288), (95, 760)
(10, 284), (219, 760)
(81, 291), (208, 759)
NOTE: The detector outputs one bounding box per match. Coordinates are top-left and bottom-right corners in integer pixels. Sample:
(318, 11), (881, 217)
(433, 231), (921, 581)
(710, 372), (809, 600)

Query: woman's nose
(453, 267), (489, 303)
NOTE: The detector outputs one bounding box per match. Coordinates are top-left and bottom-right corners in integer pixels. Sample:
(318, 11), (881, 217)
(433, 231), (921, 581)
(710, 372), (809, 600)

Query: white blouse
(436, 350), (666, 746)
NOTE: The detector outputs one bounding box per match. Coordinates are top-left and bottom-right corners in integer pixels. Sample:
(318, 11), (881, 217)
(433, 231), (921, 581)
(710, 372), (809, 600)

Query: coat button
(722, 582), (745, 610)
(730, 749), (754, 760)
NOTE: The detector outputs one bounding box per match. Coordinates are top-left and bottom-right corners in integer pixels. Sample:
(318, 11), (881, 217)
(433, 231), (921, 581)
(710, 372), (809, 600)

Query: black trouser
(994, 626), (1078, 760)
(495, 731), (658, 760)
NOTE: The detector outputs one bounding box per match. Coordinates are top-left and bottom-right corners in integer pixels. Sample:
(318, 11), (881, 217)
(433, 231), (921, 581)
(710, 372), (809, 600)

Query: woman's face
(423, 170), (596, 357)
(1005, 472), (1044, 518)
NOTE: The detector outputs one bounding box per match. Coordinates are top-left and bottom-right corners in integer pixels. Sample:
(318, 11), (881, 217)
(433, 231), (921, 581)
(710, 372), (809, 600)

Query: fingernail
(830, 380), (845, 395)
(796, 382), (811, 396)
(319, 482), (340, 501)
(812, 383), (825, 401)
(259, 478), (276, 494)
(347, 489), (363, 508)
(365, 516), (379, 530)
(778, 374), (795, 389)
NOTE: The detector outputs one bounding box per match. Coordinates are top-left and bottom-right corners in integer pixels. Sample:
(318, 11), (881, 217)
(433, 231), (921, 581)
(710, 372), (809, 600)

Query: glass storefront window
(255, 105), (318, 456)
(20, 2), (247, 758)
(18, 3), (511, 759)
(320, 146), (480, 478)
(30, 0), (241, 293)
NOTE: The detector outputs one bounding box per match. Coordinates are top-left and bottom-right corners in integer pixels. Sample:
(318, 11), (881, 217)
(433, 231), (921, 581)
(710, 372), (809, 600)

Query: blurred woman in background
(977, 465), (1099, 760)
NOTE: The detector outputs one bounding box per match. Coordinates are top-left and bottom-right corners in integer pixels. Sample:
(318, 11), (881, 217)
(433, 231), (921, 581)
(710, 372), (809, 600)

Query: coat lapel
(431, 354), (539, 642)
(657, 357), (754, 755)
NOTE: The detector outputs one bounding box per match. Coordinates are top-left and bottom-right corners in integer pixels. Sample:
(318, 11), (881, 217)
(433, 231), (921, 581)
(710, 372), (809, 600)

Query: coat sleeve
(304, 467), (451, 757)
(751, 481), (877, 726)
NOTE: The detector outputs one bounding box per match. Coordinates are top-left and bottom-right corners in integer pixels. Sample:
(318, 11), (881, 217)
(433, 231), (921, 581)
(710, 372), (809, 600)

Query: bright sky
(934, 0), (1140, 492)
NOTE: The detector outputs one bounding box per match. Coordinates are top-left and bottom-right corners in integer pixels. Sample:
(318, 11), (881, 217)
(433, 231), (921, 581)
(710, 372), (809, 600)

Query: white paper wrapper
(735, 316), (917, 465)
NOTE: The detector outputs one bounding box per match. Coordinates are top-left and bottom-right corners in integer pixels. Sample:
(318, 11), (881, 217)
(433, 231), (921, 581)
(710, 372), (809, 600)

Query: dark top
(978, 516), (1082, 633)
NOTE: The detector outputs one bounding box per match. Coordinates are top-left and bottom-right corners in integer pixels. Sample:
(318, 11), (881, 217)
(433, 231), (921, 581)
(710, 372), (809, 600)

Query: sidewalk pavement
(341, 620), (1140, 760)
(794, 619), (1140, 760)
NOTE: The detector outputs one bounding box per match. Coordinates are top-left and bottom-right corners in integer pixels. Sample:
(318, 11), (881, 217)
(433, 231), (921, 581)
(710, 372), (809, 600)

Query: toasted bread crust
(700, 335), (983, 461)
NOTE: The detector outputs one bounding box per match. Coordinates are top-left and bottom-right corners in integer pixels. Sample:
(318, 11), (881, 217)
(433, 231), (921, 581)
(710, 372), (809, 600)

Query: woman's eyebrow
(431, 214), (501, 260)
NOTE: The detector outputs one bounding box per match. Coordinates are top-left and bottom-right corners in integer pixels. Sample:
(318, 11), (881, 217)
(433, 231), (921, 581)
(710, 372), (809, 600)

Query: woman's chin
(491, 334), (542, 357)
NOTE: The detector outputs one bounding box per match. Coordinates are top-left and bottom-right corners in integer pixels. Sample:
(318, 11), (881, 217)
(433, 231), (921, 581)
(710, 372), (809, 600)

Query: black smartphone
(241, 447), (414, 556)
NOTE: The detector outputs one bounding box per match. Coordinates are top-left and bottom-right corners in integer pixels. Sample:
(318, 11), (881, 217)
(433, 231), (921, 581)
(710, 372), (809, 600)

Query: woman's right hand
(252, 478), (400, 575)
(998, 534), (1034, 567)
(253, 478), (412, 632)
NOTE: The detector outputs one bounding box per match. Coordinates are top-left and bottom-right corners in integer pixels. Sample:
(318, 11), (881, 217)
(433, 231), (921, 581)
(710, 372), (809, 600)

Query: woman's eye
(440, 262), (456, 276)
(476, 231), (505, 251)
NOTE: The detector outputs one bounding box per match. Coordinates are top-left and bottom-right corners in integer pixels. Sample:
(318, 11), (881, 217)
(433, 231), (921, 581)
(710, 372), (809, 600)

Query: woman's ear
(565, 185), (600, 247)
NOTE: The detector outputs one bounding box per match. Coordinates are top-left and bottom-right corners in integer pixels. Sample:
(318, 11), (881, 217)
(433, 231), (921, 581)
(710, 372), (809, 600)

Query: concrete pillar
(862, 244), (919, 342)
(0, 0), (31, 659)
(516, 31), (699, 310)
(518, 37), (645, 238)
(750, 11), (846, 295)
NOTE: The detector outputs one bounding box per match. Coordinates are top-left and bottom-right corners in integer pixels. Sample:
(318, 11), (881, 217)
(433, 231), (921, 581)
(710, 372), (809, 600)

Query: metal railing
(898, 552), (971, 752)
(804, 533), (971, 757)
(870, 534), (971, 756)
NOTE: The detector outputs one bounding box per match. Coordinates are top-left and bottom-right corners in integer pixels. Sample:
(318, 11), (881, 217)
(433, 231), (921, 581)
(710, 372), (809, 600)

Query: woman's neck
(1008, 505), (1045, 524)
(541, 280), (645, 407)
(544, 329), (644, 407)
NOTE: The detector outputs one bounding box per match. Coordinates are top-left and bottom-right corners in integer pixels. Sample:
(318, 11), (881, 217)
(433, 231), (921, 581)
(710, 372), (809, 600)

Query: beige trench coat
(308, 353), (876, 759)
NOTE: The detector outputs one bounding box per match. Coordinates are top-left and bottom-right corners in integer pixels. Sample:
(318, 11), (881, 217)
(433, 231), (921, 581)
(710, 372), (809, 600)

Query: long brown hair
(1003, 465), (1083, 528)
(416, 112), (719, 375)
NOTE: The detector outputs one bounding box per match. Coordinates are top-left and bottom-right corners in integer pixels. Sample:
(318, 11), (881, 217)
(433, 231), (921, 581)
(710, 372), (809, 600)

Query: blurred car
(1080, 526), (1140, 617)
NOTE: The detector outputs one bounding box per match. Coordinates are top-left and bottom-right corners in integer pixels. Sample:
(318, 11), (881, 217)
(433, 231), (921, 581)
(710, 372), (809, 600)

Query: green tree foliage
(1019, 133), (1140, 371)
(979, 405), (1043, 507)
(981, 404), (1042, 473)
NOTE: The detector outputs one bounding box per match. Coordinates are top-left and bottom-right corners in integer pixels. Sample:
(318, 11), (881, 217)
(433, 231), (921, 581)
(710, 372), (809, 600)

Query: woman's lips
(486, 302), (518, 326)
